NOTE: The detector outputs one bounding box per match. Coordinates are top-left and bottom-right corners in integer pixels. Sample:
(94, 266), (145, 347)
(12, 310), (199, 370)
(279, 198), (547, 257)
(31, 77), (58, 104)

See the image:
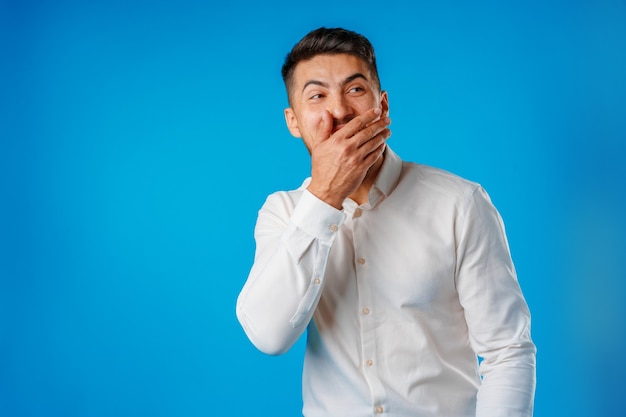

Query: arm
(455, 186), (536, 417)
(236, 189), (344, 355)
(236, 108), (390, 355)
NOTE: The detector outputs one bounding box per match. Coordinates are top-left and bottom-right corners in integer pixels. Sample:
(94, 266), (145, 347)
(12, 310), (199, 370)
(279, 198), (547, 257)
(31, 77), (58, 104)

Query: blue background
(2, 0), (625, 416)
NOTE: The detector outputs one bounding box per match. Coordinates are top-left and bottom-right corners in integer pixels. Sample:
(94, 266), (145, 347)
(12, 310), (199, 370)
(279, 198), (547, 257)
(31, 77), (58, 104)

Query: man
(236, 27), (536, 417)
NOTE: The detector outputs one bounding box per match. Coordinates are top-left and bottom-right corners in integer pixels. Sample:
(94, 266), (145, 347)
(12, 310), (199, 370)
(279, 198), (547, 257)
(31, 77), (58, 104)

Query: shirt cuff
(290, 189), (346, 244)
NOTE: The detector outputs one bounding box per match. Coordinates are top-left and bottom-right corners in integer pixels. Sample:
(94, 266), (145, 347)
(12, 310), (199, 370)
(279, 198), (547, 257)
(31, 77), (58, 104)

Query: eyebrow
(302, 72), (369, 93)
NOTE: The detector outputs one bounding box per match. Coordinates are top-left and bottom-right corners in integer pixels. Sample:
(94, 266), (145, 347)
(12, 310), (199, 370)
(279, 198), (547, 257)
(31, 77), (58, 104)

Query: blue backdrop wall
(2, 0), (625, 416)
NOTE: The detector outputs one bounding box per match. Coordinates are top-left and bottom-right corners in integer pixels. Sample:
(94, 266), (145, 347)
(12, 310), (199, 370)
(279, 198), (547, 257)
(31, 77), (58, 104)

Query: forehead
(292, 53), (372, 88)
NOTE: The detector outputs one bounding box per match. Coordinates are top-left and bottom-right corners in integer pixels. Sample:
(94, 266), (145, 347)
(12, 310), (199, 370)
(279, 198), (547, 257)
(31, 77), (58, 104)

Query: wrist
(306, 185), (344, 210)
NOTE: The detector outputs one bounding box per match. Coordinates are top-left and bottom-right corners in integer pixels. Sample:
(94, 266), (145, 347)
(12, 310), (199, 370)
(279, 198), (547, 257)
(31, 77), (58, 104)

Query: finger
(354, 116), (391, 148)
(354, 128), (390, 164)
(363, 141), (387, 163)
(358, 133), (389, 170)
(334, 108), (382, 140)
(314, 110), (333, 143)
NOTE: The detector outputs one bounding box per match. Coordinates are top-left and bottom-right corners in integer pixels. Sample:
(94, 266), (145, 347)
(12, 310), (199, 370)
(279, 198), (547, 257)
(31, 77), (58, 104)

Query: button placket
(352, 211), (387, 412)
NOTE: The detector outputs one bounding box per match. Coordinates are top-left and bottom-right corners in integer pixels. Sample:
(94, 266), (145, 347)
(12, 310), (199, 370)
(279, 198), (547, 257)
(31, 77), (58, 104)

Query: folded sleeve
(455, 186), (537, 417)
(236, 189), (345, 355)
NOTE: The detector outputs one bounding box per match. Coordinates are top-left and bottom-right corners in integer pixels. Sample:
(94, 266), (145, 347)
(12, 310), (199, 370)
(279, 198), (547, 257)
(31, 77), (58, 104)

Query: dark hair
(281, 27), (381, 100)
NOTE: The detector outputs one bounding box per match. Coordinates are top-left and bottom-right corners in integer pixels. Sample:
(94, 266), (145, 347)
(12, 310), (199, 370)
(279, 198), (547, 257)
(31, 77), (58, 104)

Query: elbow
(250, 335), (292, 357)
(480, 340), (537, 376)
(236, 305), (296, 356)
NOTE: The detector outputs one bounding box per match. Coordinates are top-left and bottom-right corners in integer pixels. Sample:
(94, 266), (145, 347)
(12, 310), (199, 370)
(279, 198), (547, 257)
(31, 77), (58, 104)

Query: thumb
(314, 111), (333, 143)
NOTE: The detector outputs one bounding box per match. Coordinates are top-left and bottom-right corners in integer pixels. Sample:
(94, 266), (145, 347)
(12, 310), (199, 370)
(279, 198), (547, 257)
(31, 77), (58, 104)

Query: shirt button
(353, 208), (362, 218)
(375, 405), (384, 414)
(329, 224), (338, 232)
(313, 278), (321, 285)
(357, 257), (366, 265)
(362, 307), (370, 315)
(366, 359), (374, 367)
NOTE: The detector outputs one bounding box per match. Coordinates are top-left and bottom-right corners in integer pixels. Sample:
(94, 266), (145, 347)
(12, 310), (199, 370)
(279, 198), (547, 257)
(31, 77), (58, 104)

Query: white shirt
(237, 148), (536, 417)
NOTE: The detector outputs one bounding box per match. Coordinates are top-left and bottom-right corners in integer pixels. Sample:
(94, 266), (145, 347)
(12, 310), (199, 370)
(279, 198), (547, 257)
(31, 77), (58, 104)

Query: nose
(327, 93), (354, 123)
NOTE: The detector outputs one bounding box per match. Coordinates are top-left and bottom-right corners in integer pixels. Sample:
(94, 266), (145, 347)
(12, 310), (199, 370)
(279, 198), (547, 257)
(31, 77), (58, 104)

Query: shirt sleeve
(455, 186), (537, 417)
(236, 189), (345, 355)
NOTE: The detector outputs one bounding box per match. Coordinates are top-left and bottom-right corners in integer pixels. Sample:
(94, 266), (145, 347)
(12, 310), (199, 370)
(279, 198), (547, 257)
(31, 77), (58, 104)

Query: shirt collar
(365, 146), (402, 209)
(373, 146), (403, 198)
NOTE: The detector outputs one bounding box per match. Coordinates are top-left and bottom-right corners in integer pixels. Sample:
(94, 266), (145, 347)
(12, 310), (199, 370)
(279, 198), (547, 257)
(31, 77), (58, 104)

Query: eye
(348, 86), (365, 94)
(309, 93), (324, 100)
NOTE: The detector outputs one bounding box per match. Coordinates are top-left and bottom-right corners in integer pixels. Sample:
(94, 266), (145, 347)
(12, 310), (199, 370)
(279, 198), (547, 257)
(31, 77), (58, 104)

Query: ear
(379, 91), (390, 116)
(284, 107), (302, 138)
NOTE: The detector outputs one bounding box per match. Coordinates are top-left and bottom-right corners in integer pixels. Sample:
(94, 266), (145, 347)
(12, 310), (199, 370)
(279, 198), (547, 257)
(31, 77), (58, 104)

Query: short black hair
(281, 27), (381, 102)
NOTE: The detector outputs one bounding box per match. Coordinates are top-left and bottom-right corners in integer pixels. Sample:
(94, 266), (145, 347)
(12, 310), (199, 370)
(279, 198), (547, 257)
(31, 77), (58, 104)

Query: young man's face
(284, 53), (388, 152)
